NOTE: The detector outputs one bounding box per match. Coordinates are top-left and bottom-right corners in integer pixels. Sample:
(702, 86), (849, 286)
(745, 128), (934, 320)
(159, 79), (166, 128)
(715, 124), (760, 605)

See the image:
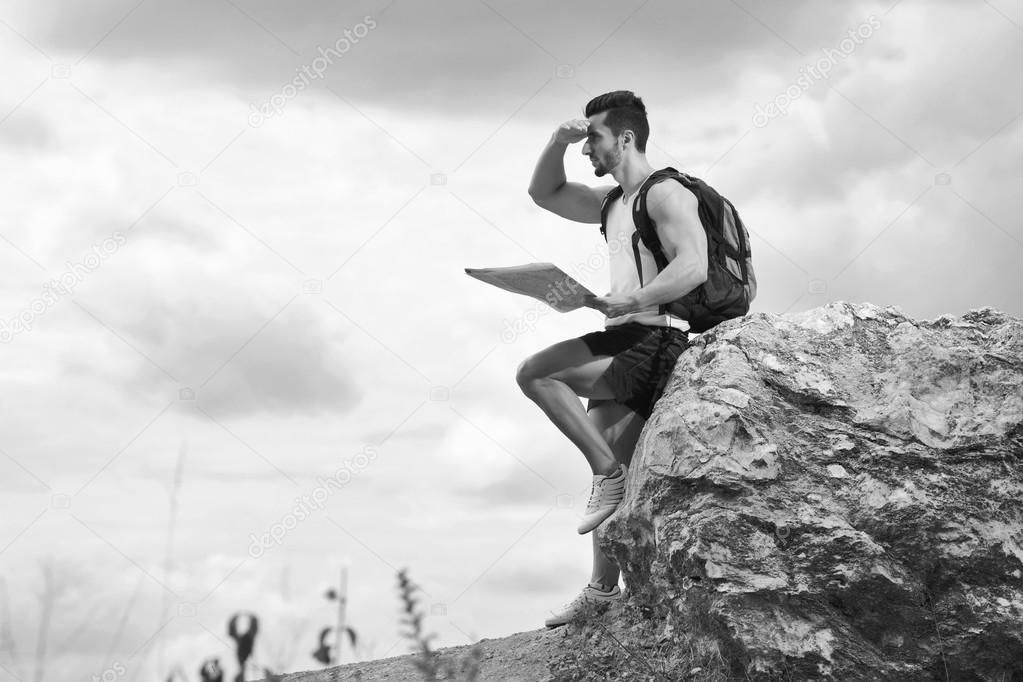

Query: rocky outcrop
(603, 302), (1023, 679)
(272, 302), (1022, 681)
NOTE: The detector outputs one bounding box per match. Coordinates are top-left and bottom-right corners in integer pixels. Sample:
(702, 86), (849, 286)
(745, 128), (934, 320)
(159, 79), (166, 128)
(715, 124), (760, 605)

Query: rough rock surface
(603, 301), (1023, 679)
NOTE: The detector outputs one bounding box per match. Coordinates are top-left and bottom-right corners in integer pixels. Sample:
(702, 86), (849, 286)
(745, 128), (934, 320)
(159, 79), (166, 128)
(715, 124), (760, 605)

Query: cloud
(452, 458), (559, 508)
(22, 0), (867, 114)
(479, 555), (583, 595)
(120, 294), (362, 419)
(45, 242), (365, 421)
(0, 108), (53, 150)
(188, 302), (363, 419)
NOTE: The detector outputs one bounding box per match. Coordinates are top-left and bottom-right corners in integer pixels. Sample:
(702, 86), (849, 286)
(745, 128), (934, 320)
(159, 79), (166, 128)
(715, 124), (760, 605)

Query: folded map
(464, 263), (596, 312)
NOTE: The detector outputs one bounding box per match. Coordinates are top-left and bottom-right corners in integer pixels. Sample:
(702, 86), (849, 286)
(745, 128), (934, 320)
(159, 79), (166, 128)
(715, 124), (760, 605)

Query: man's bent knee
(515, 340), (615, 399)
(515, 355), (544, 393)
(516, 354), (576, 398)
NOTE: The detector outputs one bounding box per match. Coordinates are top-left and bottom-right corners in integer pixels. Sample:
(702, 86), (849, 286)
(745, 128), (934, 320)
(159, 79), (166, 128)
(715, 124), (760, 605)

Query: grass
(544, 590), (741, 681)
(396, 568), (484, 681)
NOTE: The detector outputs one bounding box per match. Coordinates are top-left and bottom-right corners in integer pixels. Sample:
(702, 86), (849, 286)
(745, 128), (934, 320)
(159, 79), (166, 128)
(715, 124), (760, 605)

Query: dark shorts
(578, 322), (690, 420)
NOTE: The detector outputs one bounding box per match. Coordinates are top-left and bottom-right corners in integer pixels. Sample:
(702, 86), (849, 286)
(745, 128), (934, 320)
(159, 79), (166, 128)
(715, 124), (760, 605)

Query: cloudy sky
(1, 0), (1021, 679)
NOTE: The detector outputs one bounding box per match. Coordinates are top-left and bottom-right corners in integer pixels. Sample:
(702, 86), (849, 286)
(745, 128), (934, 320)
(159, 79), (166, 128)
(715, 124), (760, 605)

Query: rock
(601, 301), (1023, 679)
(825, 464), (848, 478)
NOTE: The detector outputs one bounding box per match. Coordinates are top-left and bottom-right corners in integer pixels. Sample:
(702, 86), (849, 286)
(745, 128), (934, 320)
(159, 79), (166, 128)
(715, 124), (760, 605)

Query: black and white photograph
(1, 0), (1021, 680)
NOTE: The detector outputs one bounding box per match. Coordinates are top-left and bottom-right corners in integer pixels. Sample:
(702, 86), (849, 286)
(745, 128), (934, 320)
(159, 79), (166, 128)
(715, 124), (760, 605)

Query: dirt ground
(266, 627), (571, 682)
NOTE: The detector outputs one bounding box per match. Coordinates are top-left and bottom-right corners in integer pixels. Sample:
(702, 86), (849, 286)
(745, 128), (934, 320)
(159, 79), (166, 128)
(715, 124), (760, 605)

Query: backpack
(599, 167), (757, 333)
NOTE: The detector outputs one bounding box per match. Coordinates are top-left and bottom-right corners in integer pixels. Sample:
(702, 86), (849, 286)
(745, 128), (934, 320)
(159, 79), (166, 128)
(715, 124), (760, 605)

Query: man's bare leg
(516, 338), (621, 476)
(587, 399), (646, 587)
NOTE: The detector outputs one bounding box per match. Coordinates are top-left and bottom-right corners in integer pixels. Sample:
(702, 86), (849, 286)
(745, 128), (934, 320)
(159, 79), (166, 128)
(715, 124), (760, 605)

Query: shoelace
(585, 472), (620, 511)
(553, 593), (584, 614)
(565, 586), (614, 610)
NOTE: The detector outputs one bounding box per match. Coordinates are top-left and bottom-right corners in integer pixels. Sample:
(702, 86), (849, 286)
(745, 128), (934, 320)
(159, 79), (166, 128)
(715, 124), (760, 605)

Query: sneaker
(544, 583), (622, 628)
(577, 463), (626, 534)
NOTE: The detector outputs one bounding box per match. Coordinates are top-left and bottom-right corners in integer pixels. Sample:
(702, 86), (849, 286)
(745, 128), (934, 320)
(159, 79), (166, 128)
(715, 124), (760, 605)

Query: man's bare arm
(528, 120), (615, 224)
(632, 181), (708, 309)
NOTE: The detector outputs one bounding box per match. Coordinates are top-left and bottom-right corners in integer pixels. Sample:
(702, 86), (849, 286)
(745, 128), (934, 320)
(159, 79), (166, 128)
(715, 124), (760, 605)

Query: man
(519, 90), (708, 627)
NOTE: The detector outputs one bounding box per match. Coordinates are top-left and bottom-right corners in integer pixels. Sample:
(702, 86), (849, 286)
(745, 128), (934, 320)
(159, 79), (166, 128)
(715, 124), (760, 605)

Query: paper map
(464, 263), (596, 312)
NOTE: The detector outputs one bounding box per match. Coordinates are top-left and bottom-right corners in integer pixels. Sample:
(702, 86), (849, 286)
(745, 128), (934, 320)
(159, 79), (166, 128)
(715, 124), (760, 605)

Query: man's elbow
(682, 271), (706, 298)
(528, 185), (551, 207)
(676, 265), (706, 297)
(678, 257), (707, 286)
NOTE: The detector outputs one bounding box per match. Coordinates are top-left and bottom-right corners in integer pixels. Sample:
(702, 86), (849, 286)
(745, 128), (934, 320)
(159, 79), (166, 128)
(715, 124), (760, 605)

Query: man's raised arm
(528, 119), (614, 224)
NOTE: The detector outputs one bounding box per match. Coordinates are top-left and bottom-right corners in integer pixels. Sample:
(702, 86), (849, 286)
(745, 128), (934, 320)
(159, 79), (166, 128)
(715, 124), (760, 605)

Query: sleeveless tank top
(603, 174), (691, 331)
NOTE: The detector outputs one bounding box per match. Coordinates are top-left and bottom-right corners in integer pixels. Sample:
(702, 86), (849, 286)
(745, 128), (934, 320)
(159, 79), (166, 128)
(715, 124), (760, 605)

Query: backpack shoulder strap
(632, 167), (687, 272)
(637, 169), (752, 286)
(599, 185), (624, 241)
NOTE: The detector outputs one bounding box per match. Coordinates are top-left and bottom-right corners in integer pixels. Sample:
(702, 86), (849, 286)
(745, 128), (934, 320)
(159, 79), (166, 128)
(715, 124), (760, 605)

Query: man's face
(581, 112), (623, 178)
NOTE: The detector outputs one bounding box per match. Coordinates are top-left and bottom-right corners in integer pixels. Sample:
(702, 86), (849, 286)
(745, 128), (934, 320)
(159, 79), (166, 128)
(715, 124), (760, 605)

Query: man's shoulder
(645, 175), (698, 217)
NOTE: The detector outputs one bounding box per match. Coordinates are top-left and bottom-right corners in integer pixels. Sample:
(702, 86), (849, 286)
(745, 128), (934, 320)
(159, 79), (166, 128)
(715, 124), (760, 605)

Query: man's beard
(592, 145), (623, 177)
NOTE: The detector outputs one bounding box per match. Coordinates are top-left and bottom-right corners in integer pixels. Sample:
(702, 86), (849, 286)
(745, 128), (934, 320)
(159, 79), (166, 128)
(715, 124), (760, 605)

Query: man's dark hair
(584, 90), (649, 153)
